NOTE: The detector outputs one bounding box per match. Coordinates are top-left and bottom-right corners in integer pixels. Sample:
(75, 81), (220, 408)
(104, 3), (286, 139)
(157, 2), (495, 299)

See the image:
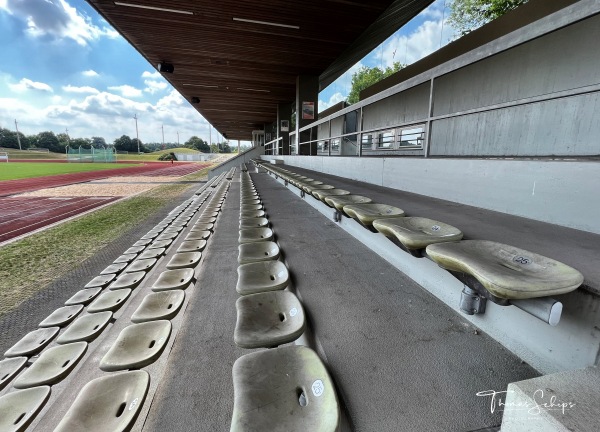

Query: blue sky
(0, 0), (454, 144)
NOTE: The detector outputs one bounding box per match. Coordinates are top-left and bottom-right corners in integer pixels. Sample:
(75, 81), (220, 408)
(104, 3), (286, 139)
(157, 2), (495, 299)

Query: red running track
(0, 162), (210, 197)
(0, 196), (119, 243)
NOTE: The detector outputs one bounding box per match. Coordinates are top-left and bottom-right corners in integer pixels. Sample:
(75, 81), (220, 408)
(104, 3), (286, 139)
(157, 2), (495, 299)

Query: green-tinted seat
(87, 289), (131, 313)
(4, 327), (59, 358)
(342, 203), (405, 225)
(113, 253), (137, 264)
(39, 305), (83, 328)
(99, 320), (171, 372)
(240, 209), (265, 219)
(196, 216), (217, 224)
(56, 311), (112, 344)
(166, 252), (202, 270)
(236, 261), (289, 295)
(124, 245), (145, 255)
(163, 225), (183, 233)
(303, 184), (334, 194)
(0, 357), (28, 391)
(13, 342), (87, 389)
(373, 217), (463, 250)
(138, 247), (166, 260)
(140, 230), (161, 241)
(64, 287), (102, 306)
(231, 346), (339, 431)
(312, 188), (350, 201)
(192, 222), (214, 231)
(132, 238), (152, 248)
(201, 211), (219, 219)
(186, 230), (210, 241)
(152, 268), (195, 291)
(84, 273), (115, 289)
(426, 240), (585, 300)
(0, 386), (51, 432)
(131, 290), (185, 323)
(99, 262), (127, 276)
(239, 228), (274, 244)
(108, 271), (145, 290)
(177, 240), (207, 253)
(324, 194), (372, 211)
(234, 291), (305, 348)
(124, 258), (158, 273)
(155, 232), (179, 242)
(240, 217), (269, 229)
(238, 242), (280, 264)
(54, 370), (149, 432)
(149, 239), (173, 249)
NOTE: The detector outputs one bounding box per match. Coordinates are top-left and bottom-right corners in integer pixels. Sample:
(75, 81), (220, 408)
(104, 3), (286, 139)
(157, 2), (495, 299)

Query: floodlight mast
(133, 114), (140, 154)
(14, 119), (21, 150)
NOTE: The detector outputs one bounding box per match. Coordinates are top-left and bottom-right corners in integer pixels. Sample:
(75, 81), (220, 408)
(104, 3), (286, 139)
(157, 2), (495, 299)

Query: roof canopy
(89, 0), (433, 140)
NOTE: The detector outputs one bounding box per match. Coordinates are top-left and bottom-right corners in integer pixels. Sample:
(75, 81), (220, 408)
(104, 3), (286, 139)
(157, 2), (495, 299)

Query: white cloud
(1, 0), (119, 46)
(144, 80), (168, 94)
(108, 85), (143, 98)
(318, 92), (345, 112)
(82, 70), (99, 77)
(62, 85), (99, 94)
(141, 71), (161, 79)
(9, 78), (53, 93)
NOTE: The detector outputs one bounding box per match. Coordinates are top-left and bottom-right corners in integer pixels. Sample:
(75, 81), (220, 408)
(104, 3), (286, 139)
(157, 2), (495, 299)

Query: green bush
(158, 152), (177, 161)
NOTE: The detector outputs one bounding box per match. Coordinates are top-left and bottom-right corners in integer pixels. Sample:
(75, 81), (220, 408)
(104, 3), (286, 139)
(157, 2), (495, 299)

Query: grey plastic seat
(166, 252), (202, 269)
(13, 342), (87, 389)
(57, 311), (112, 344)
(150, 239), (173, 249)
(177, 239), (207, 253)
(192, 222), (214, 231)
(84, 273), (115, 289)
(235, 291), (305, 348)
(124, 245), (145, 255)
(87, 289), (131, 313)
(4, 327), (59, 358)
(238, 242), (280, 264)
(113, 253), (137, 264)
(186, 230), (210, 241)
(373, 217), (463, 250)
(325, 194), (373, 210)
(312, 188), (350, 201)
(138, 247), (166, 260)
(239, 228), (274, 244)
(303, 184), (334, 194)
(240, 209), (265, 219)
(163, 225), (183, 233)
(100, 320), (171, 371)
(196, 216), (217, 224)
(240, 217), (269, 228)
(231, 346), (339, 431)
(54, 370), (149, 432)
(201, 211), (219, 219)
(132, 238), (152, 247)
(426, 240), (585, 300)
(342, 203), (405, 225)
(241, 198), (261, 206)
(124, 258), (157, 273)
(156, 232), (179, 242)
(39, 305), (83, 328)
(241, 203), (263, 211)
(236, 261), (290, 295)
(0, 386), (51, 432)
(131, 290), (185, 323)
(152, 268), (195, 291)
(65, 287), (102, 306)
(108, 271), (145, 290)
(99, 262), (127, 276)
(0, 357), (28, 391)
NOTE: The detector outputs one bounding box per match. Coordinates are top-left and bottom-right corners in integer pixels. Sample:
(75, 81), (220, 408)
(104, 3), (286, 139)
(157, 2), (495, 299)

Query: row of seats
(256, 161), (584, 312)
(0, 174), (232, 431)
(230, 167), (340, 431)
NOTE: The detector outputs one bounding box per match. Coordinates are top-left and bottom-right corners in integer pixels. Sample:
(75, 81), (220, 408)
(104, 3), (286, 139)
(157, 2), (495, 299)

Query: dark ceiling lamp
(157, 62), (174, 73)
(191, 97), (200, 104)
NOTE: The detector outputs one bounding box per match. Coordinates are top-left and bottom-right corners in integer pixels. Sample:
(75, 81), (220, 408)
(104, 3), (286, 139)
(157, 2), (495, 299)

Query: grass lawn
(0, 162), (139, 181)
(0, 149), (67, 160)
(0, 165), (212, 317)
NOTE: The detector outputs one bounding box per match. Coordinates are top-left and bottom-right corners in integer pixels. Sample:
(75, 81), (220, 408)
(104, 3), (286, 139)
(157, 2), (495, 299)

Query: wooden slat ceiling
(88, 0), (432, 140)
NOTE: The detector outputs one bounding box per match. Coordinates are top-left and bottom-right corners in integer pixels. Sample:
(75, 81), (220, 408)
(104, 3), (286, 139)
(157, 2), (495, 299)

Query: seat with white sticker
(426, 240), (584, 300)
(238, 242), (280, 264)
(39, 305), (83, 328)
(231, 346), (339, 431)
(54, 370), (149, 432)
(236, 261), (290, 295)
(13, 342), (87, 389)
(0, 386), (51, 432)
(4, 327), (59, 358)
(152, 268), (195, 291)
(99, 320), (171, 371)
(373, 217), (464, 255)
(324, 194), (373, 211)
(342, 203), (405, 225)
(56, 311), (112, 344)
(234, 291), (305, 348)
(131, 290), (185, 323)
(86, 289), (131, 313)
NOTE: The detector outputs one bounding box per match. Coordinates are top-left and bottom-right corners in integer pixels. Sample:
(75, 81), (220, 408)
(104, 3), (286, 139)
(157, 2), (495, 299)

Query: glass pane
(399, 127), (424, 147)
(377, 130), (395, 149)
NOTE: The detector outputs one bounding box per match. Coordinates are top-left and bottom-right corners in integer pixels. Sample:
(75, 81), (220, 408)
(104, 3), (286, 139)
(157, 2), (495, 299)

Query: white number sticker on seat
(513, 256), (531, 265)
(431, 225), (440, 231)
(129, 398), (139, 411)
(289, 307), (298, 317)
(312, 379), (324, 397)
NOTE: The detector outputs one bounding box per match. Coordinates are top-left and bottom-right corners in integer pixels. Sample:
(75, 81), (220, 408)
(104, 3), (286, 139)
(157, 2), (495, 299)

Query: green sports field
(0, 162), (139, 181)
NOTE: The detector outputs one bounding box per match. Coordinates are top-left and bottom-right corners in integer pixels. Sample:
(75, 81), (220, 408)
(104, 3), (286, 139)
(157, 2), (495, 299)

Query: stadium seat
(131, 290), (185, 323)
(426, 240), (585, 300)
(123, 246), (145, 255)
(113, 253), (138, 264)
(64, 288), (102, 306)
(87, 289), (131, 313)
(155, 232), (179, 242)
(99, 320), (171, 371)
(303, 184), (334, 194)
(342, 203), (405, 225)
(99, 262), (127, 276)
(4, 327), (59, 358)
(239, 228), (274, 244)
(240, 209), (266, 219)
(132, 238), (153, 248)
(373, 217), (463, 252)
(0, 386), (51, 432)
(240, 198), (261, 206)
(140, 230), (161, 241)
(138, 247), (166, 260)
(177, 240), (207, 253)
(108, 271), (145, 290)
(234, 291), (305, 348)
(192, 223), (214, 232)
(152, 269), (195, 291)
(324, 194), (373, 210)
(39, 305), (83, 328)
(231, 346), (339, 431)
(0, 357), (28, 391)
(236, 261), (290, 295)
(148, 239), (173, 249)
(13, 342), (87, 389)
(185, 231), (210, 241)
(238, 242), (280, 264)
(241, 204), (263, 211)
(124, 258), (158, 274)
(84, 274), (115, 289)
(312, 188), (350, 201)
(54, 371), (149, 432)
(239, 217), (269, 228)
(166, 252), (202, 270)
(56, 312), (112, 344)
